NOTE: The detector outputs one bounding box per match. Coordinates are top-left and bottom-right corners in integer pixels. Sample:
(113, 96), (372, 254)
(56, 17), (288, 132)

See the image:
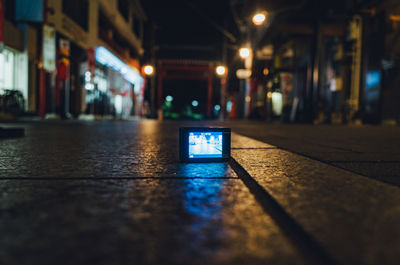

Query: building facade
(240, 0), (400, 125)
(1, 0), (146, 119)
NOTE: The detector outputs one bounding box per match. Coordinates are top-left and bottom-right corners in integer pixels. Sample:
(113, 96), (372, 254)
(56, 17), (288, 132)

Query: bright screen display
(188, 132), (223, 158)
(366, 70), (381, 89)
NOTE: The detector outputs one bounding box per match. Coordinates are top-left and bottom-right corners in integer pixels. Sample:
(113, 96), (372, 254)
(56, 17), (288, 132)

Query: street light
(143, 65), (154, 76)
(216, 65), (228, 120)
(239, 47), (251, 59)
(142, 64), (155, 118)
(216, 65), (227, 76)
(252, 11), (267, 26)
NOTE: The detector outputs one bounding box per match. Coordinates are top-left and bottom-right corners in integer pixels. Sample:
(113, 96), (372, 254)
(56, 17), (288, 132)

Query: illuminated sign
(366, 71), (380, 89)
(95, 46), (143, 90)
(15, 0), (43, 22)
(236, 69), (251, 79)
(43, 25), (56, 72)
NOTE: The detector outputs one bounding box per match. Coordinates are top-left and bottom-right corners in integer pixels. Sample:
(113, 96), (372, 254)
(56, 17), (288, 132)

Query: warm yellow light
(263, 68), (269, 76)
(143, 65), (154, 76)
(216, 65), (227, 76)
(252, 12), (267, 26)
(236, 69), (252, 79)
(245, 96), (251, 102)
(239, 48), (251, 59)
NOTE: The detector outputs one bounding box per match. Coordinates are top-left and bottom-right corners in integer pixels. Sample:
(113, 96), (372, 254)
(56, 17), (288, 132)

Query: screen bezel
(179, 127), (231, 162)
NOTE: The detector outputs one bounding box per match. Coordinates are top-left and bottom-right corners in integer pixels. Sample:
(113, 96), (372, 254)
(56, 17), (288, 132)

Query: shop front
(80, 46), (143, 119)
(0, 46), (28, 112)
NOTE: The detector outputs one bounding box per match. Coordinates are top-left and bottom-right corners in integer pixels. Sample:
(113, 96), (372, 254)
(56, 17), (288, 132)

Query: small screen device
(179, 127), (231, 162)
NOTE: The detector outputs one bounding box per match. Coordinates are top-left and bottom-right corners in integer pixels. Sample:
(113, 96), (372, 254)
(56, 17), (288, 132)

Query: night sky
(141, 0), (236, 49)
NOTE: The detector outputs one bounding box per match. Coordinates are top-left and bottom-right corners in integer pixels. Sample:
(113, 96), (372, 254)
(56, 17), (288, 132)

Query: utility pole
(349, 15), (362, 124)
(219, 24), (228, 120)
(39, 0), (56, 118)
(39, 0), (47, 117)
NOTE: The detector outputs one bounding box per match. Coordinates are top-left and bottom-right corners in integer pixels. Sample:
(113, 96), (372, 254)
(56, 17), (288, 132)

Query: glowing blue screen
(366, 71), (380, 89)
(188, 132), (223, 158)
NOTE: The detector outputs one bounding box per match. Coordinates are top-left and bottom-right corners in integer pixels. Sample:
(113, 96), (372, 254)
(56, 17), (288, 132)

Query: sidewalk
(231, 133), (400, 265)
(216, 121), (400, 186)
(0, 120), (399, 265)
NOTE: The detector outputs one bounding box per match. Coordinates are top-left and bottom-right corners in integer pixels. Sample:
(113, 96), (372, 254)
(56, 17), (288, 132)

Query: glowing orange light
(252, 12), (267, 26)
(239, 48), (251, 59)
(143, 65), (154, 76)
(216, 65), (227, 76)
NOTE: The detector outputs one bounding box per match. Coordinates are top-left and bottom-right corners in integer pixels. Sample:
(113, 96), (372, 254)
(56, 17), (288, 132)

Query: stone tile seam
(231, 147), (278, 150)
(233, 133), (400, 188)
(252, 134), (364, 153)
(330, 160), (400, 163)
(0, 176), (240, 181)
(273, 147), (400, 188)
(228, 157), (339, 265)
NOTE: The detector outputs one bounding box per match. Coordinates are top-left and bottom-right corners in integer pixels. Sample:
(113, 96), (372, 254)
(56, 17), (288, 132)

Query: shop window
(0, 49), (15, 91)
(62, 0), (88, 31)
(0, 47), (28, 109)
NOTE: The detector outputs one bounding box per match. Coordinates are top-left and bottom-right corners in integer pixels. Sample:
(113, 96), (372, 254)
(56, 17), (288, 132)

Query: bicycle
(0, 89), (25, 117)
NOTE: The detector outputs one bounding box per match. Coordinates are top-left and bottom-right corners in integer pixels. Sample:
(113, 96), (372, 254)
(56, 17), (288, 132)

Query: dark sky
(140, 0), (350, 51)
(141, 0), (235, 46)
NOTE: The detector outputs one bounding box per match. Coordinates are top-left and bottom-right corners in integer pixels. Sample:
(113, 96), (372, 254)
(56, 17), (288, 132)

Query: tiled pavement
(0, 120), (399, 265)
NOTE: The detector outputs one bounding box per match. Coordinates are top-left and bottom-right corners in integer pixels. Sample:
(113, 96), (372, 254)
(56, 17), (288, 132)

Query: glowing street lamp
(239, 47), (251, 59)
(216, 65), (227, 76)
(143, 65), (154, 76)
(252, 11), (267, 26)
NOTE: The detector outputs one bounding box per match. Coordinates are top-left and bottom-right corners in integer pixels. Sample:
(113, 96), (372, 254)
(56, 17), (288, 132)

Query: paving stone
(221, 122), (400, 184)
(332, 161), (400, 185)
(0, 178), (307, 265)
(231, 134), (400, 265)
(0, 122), (231, 179)
(0, 121), (307, 265)
(231, 133), (276, 149)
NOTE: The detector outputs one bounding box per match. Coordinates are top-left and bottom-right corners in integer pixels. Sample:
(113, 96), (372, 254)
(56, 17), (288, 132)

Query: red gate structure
(157, 60), (214, 117)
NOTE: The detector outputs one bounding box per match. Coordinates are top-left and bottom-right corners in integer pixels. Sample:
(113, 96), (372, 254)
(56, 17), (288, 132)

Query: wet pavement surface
(0, 121), (306, 265)
(1, 120), (400, 265)
(219, 121), (400, 186)
(233, 147), (400, 265)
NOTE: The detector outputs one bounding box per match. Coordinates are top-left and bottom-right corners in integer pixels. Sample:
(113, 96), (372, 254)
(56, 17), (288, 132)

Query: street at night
(1, 0), (400, 264)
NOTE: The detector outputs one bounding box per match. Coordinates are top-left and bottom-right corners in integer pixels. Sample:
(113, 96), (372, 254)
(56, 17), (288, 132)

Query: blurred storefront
(79, 46), (143, 119)
(0, 47), (28, 106)
(231, 0), (398, 125)
(1, 0), (146, 119)
(0, 0), (29, 113)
